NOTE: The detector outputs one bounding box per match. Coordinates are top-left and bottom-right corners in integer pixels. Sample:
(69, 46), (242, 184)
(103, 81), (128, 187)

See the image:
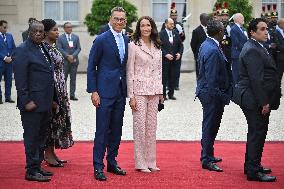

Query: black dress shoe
(5, 99), (15, 103)
(244, 166), (272, 174)
(70, 96), (78, 101)
(247, 172), (276, 182)
(175, 87), (180, 90)
(47, 162), (64, 167)
(39, 168), (53, 176)
(95, 170), (107, 181)
(211, 157), (222, 163)
(107, 165), (126, 175)
(202, 162), (223, 172)
(168, 96), (177, 100)
(25, 172), (51, 182)
(57, 159), (67, 164)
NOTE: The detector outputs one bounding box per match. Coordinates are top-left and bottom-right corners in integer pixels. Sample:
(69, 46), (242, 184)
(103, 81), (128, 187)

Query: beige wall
(0, 0), (264, 71)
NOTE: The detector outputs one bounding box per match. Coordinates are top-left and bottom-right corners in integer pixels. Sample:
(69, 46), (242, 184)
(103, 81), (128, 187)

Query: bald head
(278, 18), (284, 30)
(165, 18), (174, 30)
(233, 13), (245, 26)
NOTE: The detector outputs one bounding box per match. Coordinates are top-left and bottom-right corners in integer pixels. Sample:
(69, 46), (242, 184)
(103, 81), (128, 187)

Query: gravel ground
(0, 73), (283, 141)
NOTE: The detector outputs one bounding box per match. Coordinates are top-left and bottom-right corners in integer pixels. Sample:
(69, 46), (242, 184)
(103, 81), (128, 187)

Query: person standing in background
(57, 22), (81, 101)
(230, 13), (247, 85)
(127, 16), (163, 173)
(0, 20), (16, 104)
(160, 18), (183, 100)
(190, 13), (209, 80)
(22, 17), (37, 42)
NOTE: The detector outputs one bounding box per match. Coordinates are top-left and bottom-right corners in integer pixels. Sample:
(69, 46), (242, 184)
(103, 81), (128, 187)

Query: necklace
(38, 43), (50, 64)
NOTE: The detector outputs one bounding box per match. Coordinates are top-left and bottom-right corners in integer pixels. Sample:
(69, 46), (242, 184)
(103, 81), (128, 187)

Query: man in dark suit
(57, 22), (81, 100)
(87, 6), (128, 181)
(235, 18), (279, 182)
(160, 18), (183, 100)
(274, 18), (284, 85)
(13, 21), (55, 182)
(0, 20), (16, 104)
(22, 17), (37, 42)
(230, 13), (247, 85)
(196, 19), (232, 172)
(190, 13), (209, 79)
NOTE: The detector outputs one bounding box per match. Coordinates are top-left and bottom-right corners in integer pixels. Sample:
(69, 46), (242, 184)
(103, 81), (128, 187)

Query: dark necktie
(2, 34), (7, 43)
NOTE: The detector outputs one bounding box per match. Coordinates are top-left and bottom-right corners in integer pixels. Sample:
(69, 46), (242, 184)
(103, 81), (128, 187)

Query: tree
(84, 0), (138, 35)
(214, 0), (253, 27)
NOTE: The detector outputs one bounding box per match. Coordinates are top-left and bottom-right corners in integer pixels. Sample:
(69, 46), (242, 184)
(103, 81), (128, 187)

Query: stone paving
(0, 73), (283, 141)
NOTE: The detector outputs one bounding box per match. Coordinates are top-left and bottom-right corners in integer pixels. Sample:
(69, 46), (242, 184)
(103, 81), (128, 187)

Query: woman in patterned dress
(42, 19), (74, 167)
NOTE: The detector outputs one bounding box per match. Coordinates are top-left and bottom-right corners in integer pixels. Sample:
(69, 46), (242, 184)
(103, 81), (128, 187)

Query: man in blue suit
(87, 7), (129, 181)
(230, 13), (247, 85)
(13, 21), (55, 182)
(196, 19), (232, 172)
(0, 20), (16, 104)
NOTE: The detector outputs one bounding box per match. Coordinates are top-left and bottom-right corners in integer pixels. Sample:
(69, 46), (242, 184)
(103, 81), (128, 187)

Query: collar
(235, 23), (242, 29)
(108, 22), (112, 30)
(208, 36), (220, 47)
(0, 32), (5, 35)
(165, 28), (172, 33)
(110, 27), (123, 37)
(251, 38), (264, 48)
(201, 24), (207, 30)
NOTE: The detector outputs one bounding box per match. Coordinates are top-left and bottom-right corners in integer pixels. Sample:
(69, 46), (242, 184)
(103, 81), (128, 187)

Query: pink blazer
(127, 40), (163, 98)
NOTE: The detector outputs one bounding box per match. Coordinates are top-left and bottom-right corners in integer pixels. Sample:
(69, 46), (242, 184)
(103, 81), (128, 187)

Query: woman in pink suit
(127, 16), (164, 173)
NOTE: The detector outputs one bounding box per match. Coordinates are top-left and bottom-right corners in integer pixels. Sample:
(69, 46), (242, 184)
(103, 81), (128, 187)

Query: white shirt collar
(110, 27), (123, 37)
(201, 24), (207, 30)
(208, 36), (220, 47)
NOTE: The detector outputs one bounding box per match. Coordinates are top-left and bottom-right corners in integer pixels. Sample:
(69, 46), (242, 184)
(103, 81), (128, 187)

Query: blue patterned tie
(117, 33), (124, 63)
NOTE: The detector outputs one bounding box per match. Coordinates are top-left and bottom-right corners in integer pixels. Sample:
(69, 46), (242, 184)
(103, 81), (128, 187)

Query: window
(43, 0), (79, 23)
(262, 0), (283, 17)
(152, 0), (188, 23)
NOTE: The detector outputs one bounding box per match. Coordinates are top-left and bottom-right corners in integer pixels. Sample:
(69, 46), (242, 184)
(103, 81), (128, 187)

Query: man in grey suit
(234, 18), (280, 182)
(57, 22), (81, 100)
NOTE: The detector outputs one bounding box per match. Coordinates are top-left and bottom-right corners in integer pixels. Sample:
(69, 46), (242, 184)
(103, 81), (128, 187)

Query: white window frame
(262, 0), (283, 17)
(42, 0), (80, 25)
(151, 0), (188, 24)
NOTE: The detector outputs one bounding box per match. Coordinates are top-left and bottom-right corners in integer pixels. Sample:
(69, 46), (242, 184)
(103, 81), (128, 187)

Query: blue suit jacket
(13, 39), (55, 112)
(196, 38), (232, 104)
(87, 30), (129, 98)
(230, 24), (247, 59)
(0, 32), (16, 66)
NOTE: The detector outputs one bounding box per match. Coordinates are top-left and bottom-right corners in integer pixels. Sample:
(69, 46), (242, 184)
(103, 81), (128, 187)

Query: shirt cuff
(3, 56), (7, 61)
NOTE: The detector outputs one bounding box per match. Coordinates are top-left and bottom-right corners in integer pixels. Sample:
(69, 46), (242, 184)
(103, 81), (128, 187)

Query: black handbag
(158, 100), (164, 112)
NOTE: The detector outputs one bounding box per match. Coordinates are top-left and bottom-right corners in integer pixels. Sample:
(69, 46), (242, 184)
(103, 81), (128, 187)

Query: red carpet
(0, 141), (283, 189)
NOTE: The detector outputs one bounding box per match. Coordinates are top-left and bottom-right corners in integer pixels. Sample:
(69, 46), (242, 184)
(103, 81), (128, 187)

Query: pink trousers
(132, 95), (159, 169)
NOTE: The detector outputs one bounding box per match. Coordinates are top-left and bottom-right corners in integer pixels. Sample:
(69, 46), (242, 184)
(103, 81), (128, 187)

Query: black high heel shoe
(45, 159), (64, 167)
(56, 159), (67, 164)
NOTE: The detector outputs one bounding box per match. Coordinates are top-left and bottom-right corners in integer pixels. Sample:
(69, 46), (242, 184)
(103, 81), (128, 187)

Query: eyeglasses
(112, 17), (126, 23)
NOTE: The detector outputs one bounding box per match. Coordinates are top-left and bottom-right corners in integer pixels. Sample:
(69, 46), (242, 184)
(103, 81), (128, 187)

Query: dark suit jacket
(87, 30), (129, 98)
(13, 39), (55, 112)
(159, 29), (183, 64)
(230, 24), (247, 59)
(234, 39), (280, 110)
(274, 30), (284, 72)
(22, 29), (29, 42)
(0, 32), (16, 67)
(57, 33), (81, 65)
(190, 25), (207, 61)
(196, 38), (232, 105)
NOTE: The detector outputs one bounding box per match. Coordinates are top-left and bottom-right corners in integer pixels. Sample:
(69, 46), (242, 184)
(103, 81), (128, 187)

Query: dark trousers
(232, 58), (240, 86)
(0, 63), (13, 100)
(198, 93), (224, 164)
(93, 89), (126, 171)
(20, 111), (51, 174)
(242, 107), (269, 176)
(64, 61), (78, 98)
(175, 58), (182, 88)
(162, 61), (176, 98)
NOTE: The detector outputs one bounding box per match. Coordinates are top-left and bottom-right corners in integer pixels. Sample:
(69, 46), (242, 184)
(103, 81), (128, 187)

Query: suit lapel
(106, 30), (120, 62)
